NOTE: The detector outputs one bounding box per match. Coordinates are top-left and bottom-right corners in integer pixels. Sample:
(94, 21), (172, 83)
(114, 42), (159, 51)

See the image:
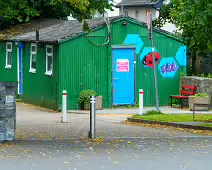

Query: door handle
(114, 78), (118, 80)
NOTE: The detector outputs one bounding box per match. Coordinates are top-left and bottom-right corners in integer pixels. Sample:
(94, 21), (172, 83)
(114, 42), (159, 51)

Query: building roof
(0, 16), (180, 43)
(0, 17), (119, 43)
(116, 0), (159, 7)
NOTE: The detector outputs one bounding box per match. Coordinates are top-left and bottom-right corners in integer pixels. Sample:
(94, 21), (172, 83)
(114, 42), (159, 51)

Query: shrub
(78, 89), (97, 105)
(194, 93), (208, 97)
(207, 73), (212, 78)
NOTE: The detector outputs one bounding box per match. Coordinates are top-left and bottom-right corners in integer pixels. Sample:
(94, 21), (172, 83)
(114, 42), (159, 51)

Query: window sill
(45, 71), (52, 76)
(5, 65), (12, 69)
(29, 69), (36, 74)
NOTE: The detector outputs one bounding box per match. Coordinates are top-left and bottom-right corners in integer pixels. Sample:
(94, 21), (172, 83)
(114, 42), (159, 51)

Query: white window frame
(29, 43), (37, 73)
(5, 42), (12, 69)
(45, 45), (53, 76)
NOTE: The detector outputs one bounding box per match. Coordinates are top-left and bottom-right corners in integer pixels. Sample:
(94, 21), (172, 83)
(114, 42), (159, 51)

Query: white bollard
(61, 90), (67, 123)
(139, 89), (144, 115)
(89, 96), (96, 139)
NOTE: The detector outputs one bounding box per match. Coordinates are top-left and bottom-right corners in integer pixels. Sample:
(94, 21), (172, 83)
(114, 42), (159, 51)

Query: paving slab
(68, 107), (212, 115)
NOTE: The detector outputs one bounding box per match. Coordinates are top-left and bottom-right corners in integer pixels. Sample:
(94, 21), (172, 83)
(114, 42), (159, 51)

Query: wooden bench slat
(181, 85), (196, 90)
(180, 90), (195, 95)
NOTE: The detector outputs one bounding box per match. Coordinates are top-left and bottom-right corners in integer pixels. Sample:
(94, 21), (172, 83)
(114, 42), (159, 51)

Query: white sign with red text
(117, 59), (129, 72)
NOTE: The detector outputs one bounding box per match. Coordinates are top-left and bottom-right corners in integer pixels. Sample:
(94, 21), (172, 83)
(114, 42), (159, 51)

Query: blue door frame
(112, 46), (136, 105)
(18, 43), (24, 95)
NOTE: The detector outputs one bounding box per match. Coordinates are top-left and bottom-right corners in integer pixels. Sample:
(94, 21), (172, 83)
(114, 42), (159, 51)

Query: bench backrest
(180, 85), (196, 96)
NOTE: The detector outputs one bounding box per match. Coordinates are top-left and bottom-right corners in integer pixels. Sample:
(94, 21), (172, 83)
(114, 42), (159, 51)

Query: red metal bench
(170, 86), (196, 109)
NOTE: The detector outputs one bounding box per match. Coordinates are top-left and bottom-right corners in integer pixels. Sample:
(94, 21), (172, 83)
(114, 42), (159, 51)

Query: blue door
(112, 47), (135, 105)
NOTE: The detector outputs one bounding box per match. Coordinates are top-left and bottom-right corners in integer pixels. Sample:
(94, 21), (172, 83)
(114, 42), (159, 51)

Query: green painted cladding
(109, 21), (185, 107)
(0, 41), (18, 82)
(59, 19), (185, 110)
(0, 18), (186, 111)
(22, 43), (59, 110)
(59, 30), (109, 110)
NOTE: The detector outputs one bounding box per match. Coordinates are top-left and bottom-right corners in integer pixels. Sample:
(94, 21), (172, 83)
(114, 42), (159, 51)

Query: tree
(153, 0), (212, 74)
(0, 0), (114, 30)
(153, 0), (212, 54)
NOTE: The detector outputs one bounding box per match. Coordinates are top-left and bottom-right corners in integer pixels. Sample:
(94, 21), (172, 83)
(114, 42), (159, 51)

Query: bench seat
(170, 85), (196, 109)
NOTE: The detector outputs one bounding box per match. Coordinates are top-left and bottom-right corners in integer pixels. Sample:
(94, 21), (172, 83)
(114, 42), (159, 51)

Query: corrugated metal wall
(109, 21), (185, 107)
(58, 28), (109, 110)
(22, 42), (59, 110)
(0, 41), (18, 82)
(59, 19), (186, 110)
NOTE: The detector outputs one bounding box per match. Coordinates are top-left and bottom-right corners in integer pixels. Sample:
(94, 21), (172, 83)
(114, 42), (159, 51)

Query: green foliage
(132, 114), (212, 122)
(180, 72), (185, 76)
(194, 93), (208, 98)
(154, 0), (212, 56)
(0, 0), (113, 30)
(186, 66), (193, 76)
(78, 89), (97, 105)
(207, 73), (212, 78)
(200, 73), (205, 77)
(144, 110), (164, 116)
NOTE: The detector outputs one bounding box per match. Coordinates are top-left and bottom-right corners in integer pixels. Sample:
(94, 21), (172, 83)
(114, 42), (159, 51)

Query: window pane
(47, 47), (53, 54)
(31, 54), (36, 69)
(47, 56), (53, 72)
(7, 52), (12, 65)
(7, 43), (12, 50)
(31, 45), (36, 52)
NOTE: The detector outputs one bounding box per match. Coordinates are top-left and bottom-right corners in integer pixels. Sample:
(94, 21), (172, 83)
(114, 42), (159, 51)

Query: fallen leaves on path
(125, 121), (212, 135)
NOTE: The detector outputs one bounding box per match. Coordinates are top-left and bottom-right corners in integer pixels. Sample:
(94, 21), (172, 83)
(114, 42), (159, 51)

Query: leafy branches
(153, 0), (212, 55)
(0, 0), (114, 30)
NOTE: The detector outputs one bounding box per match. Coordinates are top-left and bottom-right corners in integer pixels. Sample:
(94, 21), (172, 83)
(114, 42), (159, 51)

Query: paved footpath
(0, 103), (211, 170)
(15, 103), (211, 140)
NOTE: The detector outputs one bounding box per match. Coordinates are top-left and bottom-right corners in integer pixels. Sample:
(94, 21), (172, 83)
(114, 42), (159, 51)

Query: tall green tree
(0, 0), (113, 30)
(153, 0), (212, 55)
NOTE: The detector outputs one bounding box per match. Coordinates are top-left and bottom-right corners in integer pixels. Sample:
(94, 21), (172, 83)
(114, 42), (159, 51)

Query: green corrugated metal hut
(0, 16), (187, 110)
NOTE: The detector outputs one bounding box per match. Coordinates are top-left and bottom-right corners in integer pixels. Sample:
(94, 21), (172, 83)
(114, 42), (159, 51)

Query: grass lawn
(198, 124), (212, 127)
(132, 114), (212, 122)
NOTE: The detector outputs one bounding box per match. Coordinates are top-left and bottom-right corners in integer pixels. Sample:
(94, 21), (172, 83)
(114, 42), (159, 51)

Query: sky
(106, 0), (121, 17)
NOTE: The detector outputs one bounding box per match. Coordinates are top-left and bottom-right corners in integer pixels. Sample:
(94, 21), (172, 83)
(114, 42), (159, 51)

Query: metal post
(61, 90), (67, 123)
(150, 13), (160, 112)
(89, 96), (96, 139)
(193, 104), (195, 121)
(139, 89), (144, 115)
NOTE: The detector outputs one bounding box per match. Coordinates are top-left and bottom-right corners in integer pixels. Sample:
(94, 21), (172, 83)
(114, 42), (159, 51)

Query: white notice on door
(117, 59), (129, 72)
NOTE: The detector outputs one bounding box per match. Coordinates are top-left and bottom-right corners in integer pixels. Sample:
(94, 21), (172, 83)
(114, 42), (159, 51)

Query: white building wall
(119, 7), (157, 22)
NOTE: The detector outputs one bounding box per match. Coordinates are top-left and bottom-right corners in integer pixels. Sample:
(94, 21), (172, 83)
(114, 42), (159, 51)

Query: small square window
(5, 42), (12, 69)
(29, 44), (37, 73)
(45, 45), (53, 76)
(31, 45), (36, 52)
(47, 47), (53, 54)
(7, 43), (12, 50)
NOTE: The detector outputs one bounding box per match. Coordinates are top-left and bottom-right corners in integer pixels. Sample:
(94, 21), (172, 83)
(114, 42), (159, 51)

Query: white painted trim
(29, 69), (36, 74)
(46, 45), (53, 75)
(5, 65), (11, 69)
(30, 43), (37, 71)
(6, 42), (12, 68)
(45, 71), (52, 76)
(17, 47), (20, 94)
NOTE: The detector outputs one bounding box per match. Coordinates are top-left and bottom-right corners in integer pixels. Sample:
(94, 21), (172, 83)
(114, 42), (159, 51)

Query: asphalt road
(0, 103), (211, 170)
(0, 137), (212, 170)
